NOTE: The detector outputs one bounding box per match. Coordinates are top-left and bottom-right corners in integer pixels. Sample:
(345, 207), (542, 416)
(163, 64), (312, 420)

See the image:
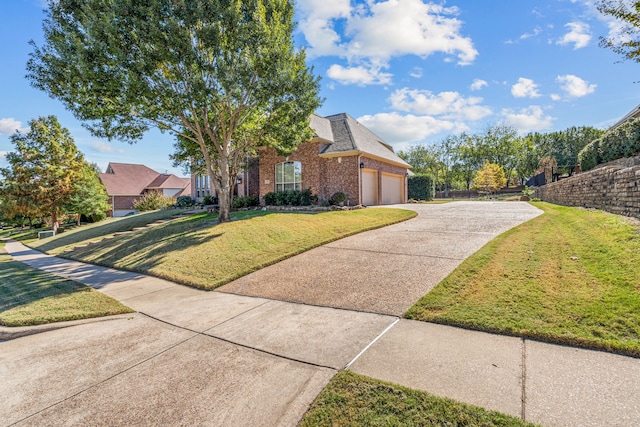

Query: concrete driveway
(219, 201), (543, 315)
(4, 201), (582, 426)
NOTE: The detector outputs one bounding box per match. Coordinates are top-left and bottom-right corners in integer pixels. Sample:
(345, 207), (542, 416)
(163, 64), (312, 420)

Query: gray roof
(310, 113), (411, 168)
(310, 113), (334, 142)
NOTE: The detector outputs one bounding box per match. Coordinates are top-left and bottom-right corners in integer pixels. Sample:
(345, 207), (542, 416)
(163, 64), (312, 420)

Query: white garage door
(362, 169), (378, 206)
(381, 173), (404, 205)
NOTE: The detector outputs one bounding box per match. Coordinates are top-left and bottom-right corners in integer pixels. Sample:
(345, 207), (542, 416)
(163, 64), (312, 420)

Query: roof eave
(319, 150), (412, 169)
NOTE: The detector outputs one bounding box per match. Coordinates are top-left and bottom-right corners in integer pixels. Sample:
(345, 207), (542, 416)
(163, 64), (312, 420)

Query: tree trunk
(51, 211), (59, 233)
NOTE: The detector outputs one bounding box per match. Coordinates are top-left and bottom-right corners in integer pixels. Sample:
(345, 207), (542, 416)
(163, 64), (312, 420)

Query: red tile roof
(99, 163), (190, 196)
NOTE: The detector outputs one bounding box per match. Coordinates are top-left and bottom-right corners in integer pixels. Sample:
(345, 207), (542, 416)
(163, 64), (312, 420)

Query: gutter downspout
(357, 154), (362, 205)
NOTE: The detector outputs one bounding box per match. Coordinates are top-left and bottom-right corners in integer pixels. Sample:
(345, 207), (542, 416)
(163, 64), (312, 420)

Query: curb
(0, 313), (137, 341)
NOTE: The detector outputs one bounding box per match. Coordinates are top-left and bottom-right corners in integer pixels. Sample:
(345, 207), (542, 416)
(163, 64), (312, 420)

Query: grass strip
(55, 208), (416, 290)
(0, 256), (133, 327)
(406, 202), (640, 357)
(301, 371), (537, 427)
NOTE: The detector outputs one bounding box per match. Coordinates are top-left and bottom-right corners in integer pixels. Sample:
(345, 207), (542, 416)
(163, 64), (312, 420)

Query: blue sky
(1, 0), (639, 177)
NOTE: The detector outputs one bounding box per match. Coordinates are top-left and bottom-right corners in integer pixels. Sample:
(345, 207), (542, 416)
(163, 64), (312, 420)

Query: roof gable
(319, 113), (411, 168)
(99, 162), (190, 196)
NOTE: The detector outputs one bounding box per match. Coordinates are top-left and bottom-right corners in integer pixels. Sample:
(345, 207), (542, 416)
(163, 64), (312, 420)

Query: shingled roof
(310, 113), (411, 168)
(100, 163), (190, 196)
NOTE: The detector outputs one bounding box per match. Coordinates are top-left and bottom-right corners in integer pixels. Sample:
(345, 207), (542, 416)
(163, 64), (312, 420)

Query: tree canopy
(597, 1), (640, 62)
(0, 116), (107, 231)
(472, 161), (507, 195)
(28, 0), (322, 222)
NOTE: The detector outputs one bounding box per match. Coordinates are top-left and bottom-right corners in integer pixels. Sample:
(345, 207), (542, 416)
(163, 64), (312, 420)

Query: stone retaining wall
(535, 156), (640, 219)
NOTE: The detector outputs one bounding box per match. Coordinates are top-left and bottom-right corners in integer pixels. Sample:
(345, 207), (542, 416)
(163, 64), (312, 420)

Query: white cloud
(550, 93), (562, 101)
(389, 88), (492, 121)
(89, 140), (123, 153)
(556, 74), (597, 98)
(0, 151), (8, 159)
(511, 78), (541, 98)
(409, 67), (423, 79)
(357, 112), (462, 145)
(557, 22), (591, 49)
(470, 79), (488, 91)
(0, 118), (29, 135)
(326, 64), (392, 85)
(502, 106), (554, 133)
(298, 0), (478, 85)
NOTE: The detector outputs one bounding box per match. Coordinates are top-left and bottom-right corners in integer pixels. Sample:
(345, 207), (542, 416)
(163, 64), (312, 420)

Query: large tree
(65, 162), (110, 224)
(0, 116), (90, 232)
(27, 0), (322, 222)
(597, 1), (640, 62)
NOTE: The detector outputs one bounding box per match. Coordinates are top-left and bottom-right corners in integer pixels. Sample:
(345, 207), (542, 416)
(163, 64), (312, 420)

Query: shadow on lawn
(62, 215), (224, 278)
(0, 260), (87, 312)
(34, 209), (190, 253)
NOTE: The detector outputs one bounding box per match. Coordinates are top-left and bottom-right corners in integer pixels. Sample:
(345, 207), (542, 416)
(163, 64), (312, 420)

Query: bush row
(579, 117), (640, 171)
(263, 189), (318, 206)
(408, 175), (434, 200)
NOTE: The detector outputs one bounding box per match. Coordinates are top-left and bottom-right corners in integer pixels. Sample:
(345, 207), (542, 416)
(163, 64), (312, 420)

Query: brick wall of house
(259, 142), (324, 198)
(535, 156), (640, 219)
(320, 155), (360, 204)
(112, 195), (141, 210)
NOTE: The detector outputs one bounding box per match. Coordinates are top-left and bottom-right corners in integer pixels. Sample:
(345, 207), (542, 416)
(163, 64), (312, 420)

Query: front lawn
(27, 208), (186, 253)
(0, 247), (133, 326)
(301, 371), (536, 427)
(406, 202), (640, 357)
(48, 208), (416, 290)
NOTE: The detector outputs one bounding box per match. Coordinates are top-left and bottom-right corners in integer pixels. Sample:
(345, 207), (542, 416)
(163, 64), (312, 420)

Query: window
(275, 161), (302, 191)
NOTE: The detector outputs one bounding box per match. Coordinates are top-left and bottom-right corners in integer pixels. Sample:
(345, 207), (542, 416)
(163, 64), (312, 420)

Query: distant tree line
(399, 124), (605, 196)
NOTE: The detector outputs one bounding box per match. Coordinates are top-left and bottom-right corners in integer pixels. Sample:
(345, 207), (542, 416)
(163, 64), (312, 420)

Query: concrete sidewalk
(2, 202), (639, 426)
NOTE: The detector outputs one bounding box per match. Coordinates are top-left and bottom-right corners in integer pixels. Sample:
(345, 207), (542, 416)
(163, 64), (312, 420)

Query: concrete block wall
(535, 156), (640, 219)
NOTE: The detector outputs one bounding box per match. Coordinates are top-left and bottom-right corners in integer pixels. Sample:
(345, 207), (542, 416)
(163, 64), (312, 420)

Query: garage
(381, 173), (404, 205)
(361, 169), (378, 206)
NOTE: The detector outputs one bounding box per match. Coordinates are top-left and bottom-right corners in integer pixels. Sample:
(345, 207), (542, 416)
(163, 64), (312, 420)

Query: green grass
(301, 371), (537, 427)
(26, 208), (186, 252)
(44, 208), (416, 290)
(0, 252), (133, 326)
(406, 202), (640, 357)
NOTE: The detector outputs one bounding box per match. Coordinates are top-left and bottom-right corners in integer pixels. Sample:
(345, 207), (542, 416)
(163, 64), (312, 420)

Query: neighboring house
(258, 113), (411, 205)
(100, 163), (191, 217)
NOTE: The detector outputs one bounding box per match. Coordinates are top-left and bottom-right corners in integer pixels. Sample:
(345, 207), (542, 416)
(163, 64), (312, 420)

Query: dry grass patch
(60, 208), (416, 290)
(301, 371), (537, 427)
(406, 202), (640, 357)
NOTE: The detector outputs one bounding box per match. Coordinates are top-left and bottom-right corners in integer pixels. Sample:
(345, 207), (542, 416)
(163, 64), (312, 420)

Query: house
(99, 163), (191, 217)
(257, 113), (411, 205)
(190, 113), (411, 206)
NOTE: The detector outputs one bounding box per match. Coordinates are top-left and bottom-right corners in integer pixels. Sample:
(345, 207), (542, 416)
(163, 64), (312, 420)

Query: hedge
(579, 117), (640, 171)
(408, 175), (434, 200)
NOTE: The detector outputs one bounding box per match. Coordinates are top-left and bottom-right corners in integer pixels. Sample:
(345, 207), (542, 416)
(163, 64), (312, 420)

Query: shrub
(578, 139), (600, 172)
(408, 175), (434, 200)
(263, 191), (278, 206)
(176, 195), (194, 208)
(133, 192), (175, 211)
(262, 189), (318, 206)
(232, 195), (260, 209)
(329, 191), (347, 205)
(579, 117), (640, 171)
(202, 194), (217, 205)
